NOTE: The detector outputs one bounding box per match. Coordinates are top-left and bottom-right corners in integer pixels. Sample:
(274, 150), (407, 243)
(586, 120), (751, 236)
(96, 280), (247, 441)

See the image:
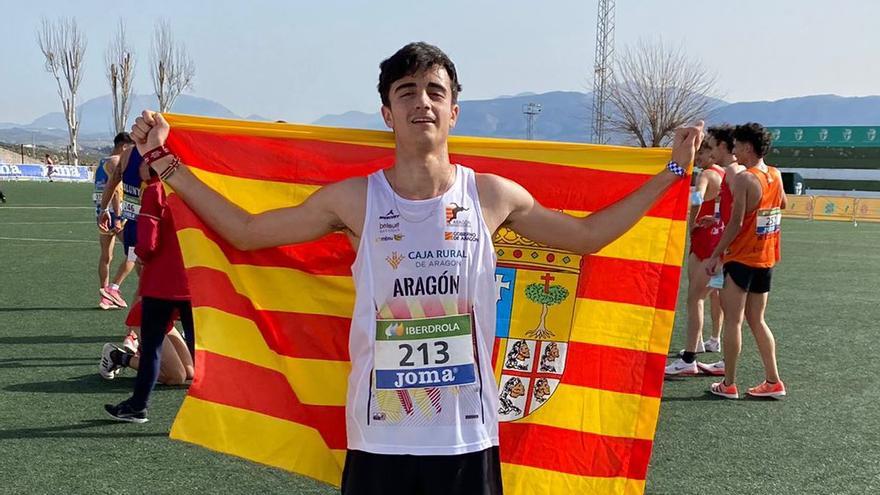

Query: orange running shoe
(709, 381), (739, 399)
(747, 380), (786, 399)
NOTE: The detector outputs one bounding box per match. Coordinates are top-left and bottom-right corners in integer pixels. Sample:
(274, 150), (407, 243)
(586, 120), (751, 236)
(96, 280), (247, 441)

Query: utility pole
(522, 103), (542, 140)
(591, 0), (615, 144)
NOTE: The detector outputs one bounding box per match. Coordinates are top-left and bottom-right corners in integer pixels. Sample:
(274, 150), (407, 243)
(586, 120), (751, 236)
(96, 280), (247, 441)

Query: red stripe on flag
(577, 256), (680, 311)
(167, 130), (681, 219)
(187, 267), (351, 361)
(189, 350), (347, 450)
(170, 196), (356, 276)
(562, 342), (666, 398)
(166, 131), (393, 185)
(499, 422), (653, 480)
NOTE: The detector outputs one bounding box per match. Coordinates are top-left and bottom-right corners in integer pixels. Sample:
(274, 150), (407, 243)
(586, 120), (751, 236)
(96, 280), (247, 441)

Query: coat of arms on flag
(492, 227), (582, 421)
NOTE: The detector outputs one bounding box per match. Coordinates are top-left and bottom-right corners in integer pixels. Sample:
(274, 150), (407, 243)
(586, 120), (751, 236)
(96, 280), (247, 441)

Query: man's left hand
(671, 121), (705, 171)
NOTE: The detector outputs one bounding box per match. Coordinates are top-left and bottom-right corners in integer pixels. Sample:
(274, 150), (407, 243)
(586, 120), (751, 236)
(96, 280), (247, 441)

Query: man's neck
(388, 145), (455, 200)
(718, 154), (737, 167)
(744, 157), (766, 169)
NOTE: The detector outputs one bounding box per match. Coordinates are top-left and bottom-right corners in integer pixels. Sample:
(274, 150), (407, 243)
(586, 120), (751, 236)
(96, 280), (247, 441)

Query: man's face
(733, 139), (754, 162)
(696, 146), (713, 169)
(706, 135), (725, 164)
(381, 65), (459, 149)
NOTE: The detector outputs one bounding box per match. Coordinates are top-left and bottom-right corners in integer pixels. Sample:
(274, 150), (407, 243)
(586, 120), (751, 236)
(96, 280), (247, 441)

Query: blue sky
(1, 0), (877, 124)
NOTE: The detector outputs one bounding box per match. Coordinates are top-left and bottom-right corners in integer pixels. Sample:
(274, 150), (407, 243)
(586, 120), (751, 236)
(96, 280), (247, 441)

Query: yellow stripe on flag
(501, 463), (646, 495)
(170, 397), (346, 486)
(517, 384), (660, 440)
(564, 210), (686, 264)
(189, 168), (319, 213)
(194, 306), (349, 406)
(178, 228), (355, 317)
(571, 299), (674, 355)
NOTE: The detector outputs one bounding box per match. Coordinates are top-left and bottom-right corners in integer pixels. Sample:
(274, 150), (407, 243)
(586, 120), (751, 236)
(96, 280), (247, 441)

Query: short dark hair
(707, 125), (734, 153)
(113, 132), (133, 147)
(378, 42), (462, 107)
(733, 122), (772, 157)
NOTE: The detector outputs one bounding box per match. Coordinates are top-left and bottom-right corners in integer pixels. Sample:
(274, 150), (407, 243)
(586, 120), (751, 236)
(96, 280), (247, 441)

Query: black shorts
(122, 220), (138, 256)
(341, 447), (502, 495)
(724, 261), (773, 293)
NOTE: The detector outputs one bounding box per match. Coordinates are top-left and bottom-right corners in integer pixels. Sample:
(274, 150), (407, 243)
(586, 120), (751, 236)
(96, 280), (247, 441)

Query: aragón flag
(164, 114), (688, 495)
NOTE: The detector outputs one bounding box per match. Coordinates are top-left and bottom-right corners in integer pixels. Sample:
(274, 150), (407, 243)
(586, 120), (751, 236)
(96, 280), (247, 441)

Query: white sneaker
(697, 360), (725, 376)
(676, 339), (705, 358)
(665, 358), (699, 376)
(704, 338), (721, 353)
(122, 330), (139, 354)
(99, 343), (123, 380)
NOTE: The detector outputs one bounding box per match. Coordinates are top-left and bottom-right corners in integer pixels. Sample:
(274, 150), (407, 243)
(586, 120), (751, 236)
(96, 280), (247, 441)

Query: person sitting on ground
(99, 301), (194, 385)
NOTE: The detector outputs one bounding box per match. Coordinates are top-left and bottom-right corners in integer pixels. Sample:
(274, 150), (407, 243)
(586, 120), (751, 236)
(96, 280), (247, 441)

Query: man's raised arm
(493, 122), (703, 255)
(131, 111), (350, 251)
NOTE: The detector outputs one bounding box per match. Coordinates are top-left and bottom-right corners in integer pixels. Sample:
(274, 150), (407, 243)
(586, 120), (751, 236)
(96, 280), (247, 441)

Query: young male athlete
(98, 147), (149, 309)
(665, 142), (724, 376)
(95, 132), (135, 309)
(130, 42), (703, 494)
(705, 123), (786, 399)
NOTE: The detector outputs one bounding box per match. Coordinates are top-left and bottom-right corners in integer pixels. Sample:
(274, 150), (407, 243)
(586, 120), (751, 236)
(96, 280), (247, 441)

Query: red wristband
(142, 145), (171, 166)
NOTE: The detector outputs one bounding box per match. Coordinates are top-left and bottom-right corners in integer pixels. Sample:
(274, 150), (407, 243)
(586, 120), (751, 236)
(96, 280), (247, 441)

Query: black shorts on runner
(341, 447), (502, 495)
(122, 219), (138, 255)
(724, 261), (773, 294)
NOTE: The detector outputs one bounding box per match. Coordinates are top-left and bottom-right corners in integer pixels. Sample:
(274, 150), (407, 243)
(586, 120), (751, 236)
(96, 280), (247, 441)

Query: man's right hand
(131, 110), (171, 156)
(98, 210), (111, 232)
(695, 215), (716, 228)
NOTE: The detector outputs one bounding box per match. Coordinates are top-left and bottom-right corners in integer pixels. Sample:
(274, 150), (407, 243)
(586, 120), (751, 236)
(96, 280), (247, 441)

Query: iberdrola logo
(384, 322), (406, 338)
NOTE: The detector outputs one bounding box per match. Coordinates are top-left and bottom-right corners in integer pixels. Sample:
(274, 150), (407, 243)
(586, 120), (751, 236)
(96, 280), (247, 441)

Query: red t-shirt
(135, 177), (190, 300)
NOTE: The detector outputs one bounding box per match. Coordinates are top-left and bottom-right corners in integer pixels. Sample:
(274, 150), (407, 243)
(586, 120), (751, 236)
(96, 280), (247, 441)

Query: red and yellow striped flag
(164, 114), (688, 495)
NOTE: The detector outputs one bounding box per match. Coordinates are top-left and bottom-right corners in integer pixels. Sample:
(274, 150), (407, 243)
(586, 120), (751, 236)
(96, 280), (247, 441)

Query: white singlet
(346, 164), (500, 455)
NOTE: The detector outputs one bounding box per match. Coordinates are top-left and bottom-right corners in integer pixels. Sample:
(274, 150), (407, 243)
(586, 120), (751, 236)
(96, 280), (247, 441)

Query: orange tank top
(725, 166), (782, 268)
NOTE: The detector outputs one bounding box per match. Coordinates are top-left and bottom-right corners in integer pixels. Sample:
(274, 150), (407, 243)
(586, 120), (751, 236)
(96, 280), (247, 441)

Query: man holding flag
(131, 42), (702, 495)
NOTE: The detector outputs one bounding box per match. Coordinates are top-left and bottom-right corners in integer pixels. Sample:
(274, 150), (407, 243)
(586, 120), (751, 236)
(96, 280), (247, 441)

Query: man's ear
(381, 105), (394, 130)
(449, 103), (460, 130)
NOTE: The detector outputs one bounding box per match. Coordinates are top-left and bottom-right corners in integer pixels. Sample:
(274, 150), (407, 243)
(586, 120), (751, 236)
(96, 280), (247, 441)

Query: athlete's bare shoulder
(316, 175), (369, 236)
(474, 172), (531, 233)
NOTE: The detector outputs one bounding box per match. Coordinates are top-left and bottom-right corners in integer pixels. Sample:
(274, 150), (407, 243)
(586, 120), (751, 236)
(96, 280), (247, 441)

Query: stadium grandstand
(768, 126), (880, 196)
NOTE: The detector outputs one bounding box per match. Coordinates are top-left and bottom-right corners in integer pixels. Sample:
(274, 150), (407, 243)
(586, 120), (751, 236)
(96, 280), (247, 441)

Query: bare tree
(106, 19), (136, 134)
(150, 19), (195, 113)
(36, 17), (87, 165)
(606, 39), (719, 147)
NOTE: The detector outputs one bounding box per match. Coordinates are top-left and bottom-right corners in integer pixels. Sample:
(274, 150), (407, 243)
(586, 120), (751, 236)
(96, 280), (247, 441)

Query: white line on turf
(2, 221), (96, 225)
(0, 236), (96, 244)
(0, 206), (95, 209)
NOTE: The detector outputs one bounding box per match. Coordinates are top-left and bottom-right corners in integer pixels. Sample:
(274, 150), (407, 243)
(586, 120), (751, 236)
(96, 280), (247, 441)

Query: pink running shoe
(98, 296), (118, 310)
(100, 286), (128, 308)
(747, 380), (786, 399)
(122, 330), (139, 354)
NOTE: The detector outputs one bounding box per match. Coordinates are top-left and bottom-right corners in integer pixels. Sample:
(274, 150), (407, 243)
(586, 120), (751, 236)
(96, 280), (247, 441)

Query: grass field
(1, 181), (878, 494)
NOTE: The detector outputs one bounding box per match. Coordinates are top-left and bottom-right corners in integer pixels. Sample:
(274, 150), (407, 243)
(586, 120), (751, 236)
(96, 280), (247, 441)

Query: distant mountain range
(3, 92), (880, 148)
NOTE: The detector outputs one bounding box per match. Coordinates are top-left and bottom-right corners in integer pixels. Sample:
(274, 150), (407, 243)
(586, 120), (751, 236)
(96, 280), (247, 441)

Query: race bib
(756, 207), (781, 235)
(374, 314), (476, 390)
(121, 199), (140, 220)
(92, 192), (103, 205)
